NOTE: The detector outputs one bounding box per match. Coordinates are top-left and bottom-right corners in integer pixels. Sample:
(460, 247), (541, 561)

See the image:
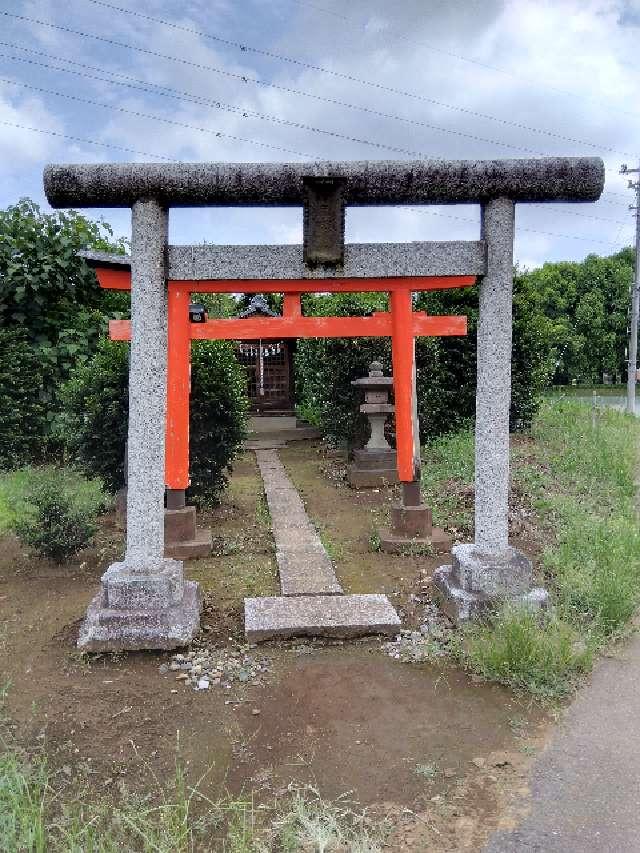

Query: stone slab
(164, 528), (213, 561)
(379, 527), (451, 556)
(256, 447), (343, 597)
(277, 550), (343, 596)
(250, 415), (297, 432)
(244, 594), (400, 641)
(78, 581), (201, 651)
(272, 525), (325, 552)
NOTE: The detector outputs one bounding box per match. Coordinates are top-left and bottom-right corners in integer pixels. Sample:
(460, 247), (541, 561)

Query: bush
(189, 340), (248, 507)
(295, 280), (553, 447)
(13, 469), (107, 561)
(58, 338), (248, 505)
(56, 338), (129, 492)
(0, 330), (51, 469)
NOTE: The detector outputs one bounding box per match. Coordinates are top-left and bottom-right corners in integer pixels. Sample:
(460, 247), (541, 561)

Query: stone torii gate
(44, 157), (604, 649)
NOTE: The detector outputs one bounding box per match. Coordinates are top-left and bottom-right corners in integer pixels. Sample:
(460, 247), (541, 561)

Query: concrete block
(390, 504), (432, 538)
(164, 506), (197, 544)
(378, 527), (451, 555)
(244, 594), (400, 641)
(433, 548), (549, 624)
(352, 448), (397, 471)
(451, 543), (533, 597)
(78, 581), (201, 651)
(277, 550), (343, 596)
(164, 528), (213, 561)
(101, 560), (184, 610)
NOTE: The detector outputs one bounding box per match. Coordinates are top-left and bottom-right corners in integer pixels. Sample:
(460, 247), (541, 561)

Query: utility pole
(621, 163), (640, 415)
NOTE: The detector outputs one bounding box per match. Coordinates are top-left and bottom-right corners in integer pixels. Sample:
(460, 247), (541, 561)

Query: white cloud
(0, 0), (638, 263)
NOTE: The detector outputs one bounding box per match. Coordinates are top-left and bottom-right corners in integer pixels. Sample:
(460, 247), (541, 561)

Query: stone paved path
(484, 631), (640, 852)
(254, 449), (342, 596)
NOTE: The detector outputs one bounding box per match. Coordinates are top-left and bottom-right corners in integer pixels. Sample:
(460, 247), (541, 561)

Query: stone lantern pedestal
(347, 361), (399, 488)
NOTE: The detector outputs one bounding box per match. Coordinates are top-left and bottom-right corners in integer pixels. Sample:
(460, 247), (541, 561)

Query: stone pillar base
(77, 559), (201, 651)
(164, 506), (212, 560)
(432, 543), (549, 623)
(347, 448), (398, 489)
(378, 503), (451, 554)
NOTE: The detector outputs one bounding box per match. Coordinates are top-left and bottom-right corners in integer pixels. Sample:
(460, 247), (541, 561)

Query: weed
(368, 530), (381, 552)
(255, 493), (271, 529)
(421, 429), (475, 533)
(456, 605), (594, 699)
(414, 763), (439, 780)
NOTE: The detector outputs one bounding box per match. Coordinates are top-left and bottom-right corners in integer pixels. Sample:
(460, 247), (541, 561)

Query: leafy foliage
(0, 330), (50, 470)
(58, 338), (248, 504)
(0, 198), (129, 386)
(516, 248), (635, 384)
(12, 469), (107, 562)
(56, 338), (129, 492)
(189, 340), (249, 507)
(0, 199), (129, 467)
(295, 279), (553, 446)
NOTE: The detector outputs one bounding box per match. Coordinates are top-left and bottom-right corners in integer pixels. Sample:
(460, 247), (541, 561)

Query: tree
(0, 198), (129, 393)
(516, 249), (634, 384)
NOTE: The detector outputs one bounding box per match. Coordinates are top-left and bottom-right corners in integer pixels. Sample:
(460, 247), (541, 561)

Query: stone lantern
(347, 360), (398, 488)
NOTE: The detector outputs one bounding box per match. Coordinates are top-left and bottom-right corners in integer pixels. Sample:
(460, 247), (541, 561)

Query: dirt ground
(0, 443), (551, 850)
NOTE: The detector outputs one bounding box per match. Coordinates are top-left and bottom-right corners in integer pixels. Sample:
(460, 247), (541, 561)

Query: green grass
(421, 429), (475, 533)
(0, 737), (386, 853)
(0, 466), (109, 536)
(447, 400), (640, 698)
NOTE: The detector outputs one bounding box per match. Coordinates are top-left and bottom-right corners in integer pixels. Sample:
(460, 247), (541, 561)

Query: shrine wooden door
(238, 339), (292, 412)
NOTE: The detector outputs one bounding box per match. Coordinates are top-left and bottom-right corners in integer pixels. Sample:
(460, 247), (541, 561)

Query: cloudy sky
(0, 0), (638, 268)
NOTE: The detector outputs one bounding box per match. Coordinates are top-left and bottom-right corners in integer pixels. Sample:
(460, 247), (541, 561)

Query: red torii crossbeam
(98, 270), (473, 489)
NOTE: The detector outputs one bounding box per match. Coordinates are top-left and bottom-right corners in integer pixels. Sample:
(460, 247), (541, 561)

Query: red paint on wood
(390, 288), (416, 483)
(109, 319), (130, 340)
(283, 292), (302, 317)
(96, 267), (132, 290)
(166, 286), (191, 490)
(109, 313), (467, 343)
(99, 273), (476, 294)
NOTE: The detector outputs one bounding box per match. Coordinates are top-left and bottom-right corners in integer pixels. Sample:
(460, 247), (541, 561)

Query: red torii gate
(97, 267), (473, 492)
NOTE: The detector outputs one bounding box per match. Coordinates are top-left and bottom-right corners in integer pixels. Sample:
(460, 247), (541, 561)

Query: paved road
(484, 632), (640, 852)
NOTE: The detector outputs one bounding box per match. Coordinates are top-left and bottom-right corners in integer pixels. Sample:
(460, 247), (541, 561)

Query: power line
(0, 48), (569, 161)
(0, 115), (624, 247)
(1, 49), (632, 224)
(3, 10), (638, 165)
(6, 45), (635, 194)
(0, 119), (174, 160)
(85, 0), (640, 127)
(0, 77), (316, 159)
(408, 207), (631, 247)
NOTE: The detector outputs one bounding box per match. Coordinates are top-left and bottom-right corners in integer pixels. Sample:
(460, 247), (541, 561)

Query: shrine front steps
(247, 449), (400, 642)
